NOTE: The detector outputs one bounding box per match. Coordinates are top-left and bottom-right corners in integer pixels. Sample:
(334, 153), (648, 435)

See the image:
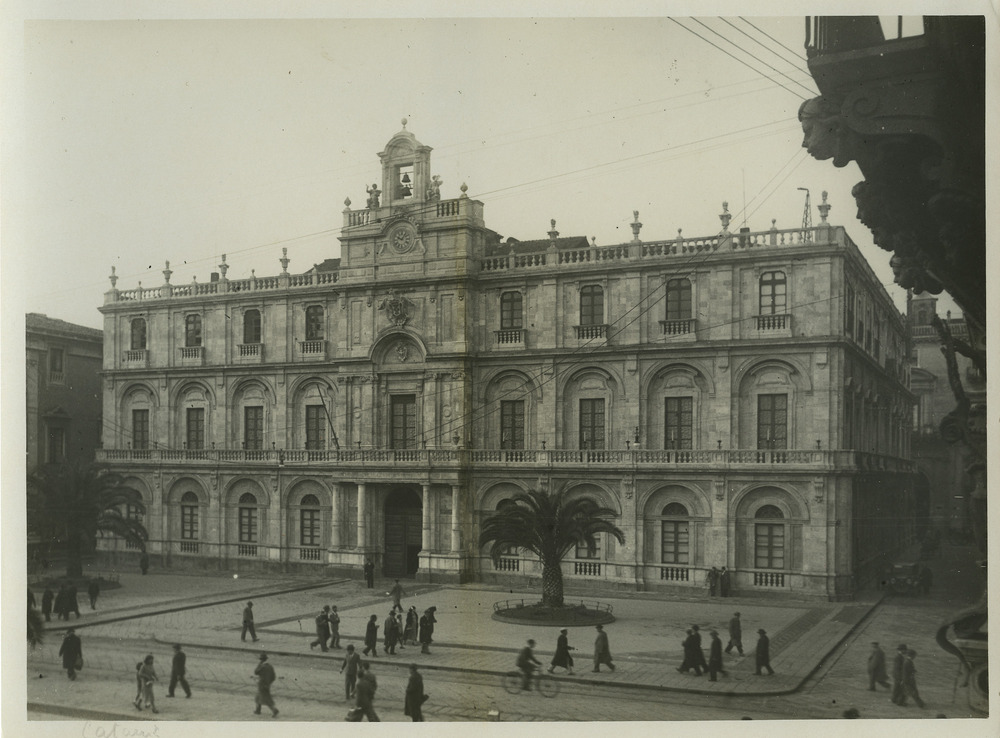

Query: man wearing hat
(692, 625), (708, 673)
(867, 642), (890, 691)
(253, 653), (279, 717)
(167, 643), (192, 698)
(419, 607), (437, 654)
(548, 628), (575, 675)
(890, 643), (908, 704)
(310, 605), (330, 652)
(754, 628), (774, 675)
(708, 629), (727, 681)
(725, 612), (744, 656)
(58, 627), (82, 681)
(900, 649), (925, 708)
(242, 601), (259, 643)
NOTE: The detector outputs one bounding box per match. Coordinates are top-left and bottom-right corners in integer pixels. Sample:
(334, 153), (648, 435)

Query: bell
(401, 172), (411, 184)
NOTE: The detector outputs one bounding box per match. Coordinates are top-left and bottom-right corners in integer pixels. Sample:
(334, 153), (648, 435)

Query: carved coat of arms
(378, 290), (411, 327)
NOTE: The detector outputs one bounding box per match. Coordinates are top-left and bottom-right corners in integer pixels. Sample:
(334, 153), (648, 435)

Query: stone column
(421, 483), (432, 550)
(357, 483), (367, 549)
(330, 482), (341, 548)
(450, 484), (461, 552)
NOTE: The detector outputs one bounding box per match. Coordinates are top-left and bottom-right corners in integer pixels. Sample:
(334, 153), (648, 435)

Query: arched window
(300, 493), (320, 547)
(181, 491), (199, 541)
(500, 291), (523, 330)
(494, 499), (520, 555)
(185, 314), (202, 347)
(243, 309), (261, 344)
(574, 498), (602, 559)
(238, 492), (258, 544)
(759, 271), (787, 315)
(665, 278), (692, 321)
(305, 305), (324, 341)
(580, 285), (604, 326)
(661, 503), (690, 564)
(754, 505), (785, 569)
(131, 318), (147, 350)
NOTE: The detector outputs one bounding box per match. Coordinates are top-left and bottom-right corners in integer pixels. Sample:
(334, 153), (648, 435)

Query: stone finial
(460, 182), (469, 197)
(719, 201), (732, 232)
(219, 254), (229, 278)
(280, 247), (290, 273)
(547, 219), (559, 243)
(631, 211), (643, 243)
(109, 266), (118, 288)
(676, 228), (683, 242)
(771, 218), (777, 230)
(344, 197), (352, 209)
(818, 190), (831, 223)
(401, 117), (408, 130)
(163, 260), (173, 284)
(591, 237), (597, 247)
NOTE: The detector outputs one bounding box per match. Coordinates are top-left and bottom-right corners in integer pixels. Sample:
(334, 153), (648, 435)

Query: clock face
(389, 224), (416, 254)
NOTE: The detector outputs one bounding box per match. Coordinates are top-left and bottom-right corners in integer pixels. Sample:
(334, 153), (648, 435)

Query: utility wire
(738, 17), (810, 63)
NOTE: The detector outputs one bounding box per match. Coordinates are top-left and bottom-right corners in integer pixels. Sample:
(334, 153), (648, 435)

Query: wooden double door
(384, 488), (421, 578)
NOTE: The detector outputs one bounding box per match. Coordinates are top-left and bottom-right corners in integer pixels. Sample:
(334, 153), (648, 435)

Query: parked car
(887, 561), (921, 595)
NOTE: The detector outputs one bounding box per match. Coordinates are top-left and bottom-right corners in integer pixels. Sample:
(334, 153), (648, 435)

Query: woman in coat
(403, 606), (418, 645)
(419, 607), (437, 654)
(548, 629), (575, 674)
(403, 664), (426, 722)
(592, 624), (615, 672)
(58, 627), (82, 680)
(138, 654), (159, 713)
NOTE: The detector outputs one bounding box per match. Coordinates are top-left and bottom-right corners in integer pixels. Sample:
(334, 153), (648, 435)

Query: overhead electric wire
(738, 17), (810, 64)
(720, 18), (812, 78)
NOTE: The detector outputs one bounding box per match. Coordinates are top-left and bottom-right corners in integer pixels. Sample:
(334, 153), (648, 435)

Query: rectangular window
(47, 426), (65, 463)
(845, 284), (855, 335)
(132, 409), (150, 450)
(576, 536), (601, 559)
(305, 306), (325, 341)
(664, 397), (693, 449)
(661, 521), (690, 564)
(580, 285), (604, 326)
(754, 523), (785, 569)
(759, 271), (787, 315)
(244, 406), (264, 450)
(500, 400), (525, 449)
(665, 278), (692, 320)
(49, 348), (65, 374)
(300, 508), (320, 546)
(579, 398), (606, 450)
(181, 504), (198, 540)
(185, 315), (202, 347)
(186, 408), (205, 450)
(305, 405), (326, 451)
(239, 506), (258, 543)
(243, 310), (261, 344)
(390, 395), (417, 450)
(500, 292), (523, 330)
(756, 394), (788, 449)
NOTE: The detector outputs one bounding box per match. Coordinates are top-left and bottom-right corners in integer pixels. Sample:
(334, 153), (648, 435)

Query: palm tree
(479, 488), (625, 608)
(27, 462), (148, 579)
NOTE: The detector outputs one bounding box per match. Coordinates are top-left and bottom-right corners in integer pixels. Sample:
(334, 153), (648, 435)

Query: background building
(96, 125), (914, 600)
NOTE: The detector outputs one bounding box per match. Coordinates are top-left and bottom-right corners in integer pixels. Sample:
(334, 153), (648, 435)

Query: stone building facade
(96, 125), (915, 600)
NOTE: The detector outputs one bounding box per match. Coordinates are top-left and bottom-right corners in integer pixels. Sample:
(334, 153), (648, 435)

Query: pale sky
(6, 9), (962, 330)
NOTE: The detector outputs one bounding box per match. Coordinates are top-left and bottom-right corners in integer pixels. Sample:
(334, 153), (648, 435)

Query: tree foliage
(479, 488), (624, 607)
(27, 462), (148, 578)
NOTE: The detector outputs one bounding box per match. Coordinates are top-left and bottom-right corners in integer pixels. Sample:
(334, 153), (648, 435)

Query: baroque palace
(97, 124), (915, 600)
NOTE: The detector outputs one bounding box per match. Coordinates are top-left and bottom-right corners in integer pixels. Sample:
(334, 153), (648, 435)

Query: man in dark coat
(678, 628), (701, 675)
(389, 579), (406, 610)
(54, 584), (68, 621)
(404, 664), (426, 722)
(548, 629), (575, 675)
(140, 551), (149, 575)
(362, 614), (380, 656)
(900, 649), (925, 708)
(363, 559), (375, 588)
(59, 627), (82, 680)
(354, 663), (379, 721)
(708, 629), (727, 681)
(41, 587), (54, 622)
(867, 642), (890, 691)
(754, 629), (774, 675)
(168, 643), (192, 698)
(419, 607), (436, 654)
(329, 605), (341, 648)
(725, 612), (744, 656)
(593, 624), (615, 672)
(719, 566), (731, 597)
(890, 643), (908, 704)
(87, 579), (100, 610)
(241, 601), (259, 642)
(253, 653), (279, 717)
(383, 612), (399, 654)
(340, 644), (361, 700)
(67, 583), (81, 619)
(706, 567), (720, 596)
(310, 606), (330, 651)
(692, 625), (708, 673)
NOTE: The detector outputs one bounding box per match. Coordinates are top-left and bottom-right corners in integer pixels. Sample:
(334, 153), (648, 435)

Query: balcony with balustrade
(493, 328), (526, 349)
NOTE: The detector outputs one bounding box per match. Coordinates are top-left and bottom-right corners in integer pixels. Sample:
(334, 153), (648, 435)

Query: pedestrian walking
(900, 649), (925, 708)
(708, 630), (727, 681)
(389, 579), (406, 610)
(310, 606), (330, 651)
(140, 551), (149, 575)
(867, 642), (891, 691)
(133, 660), (144, 709)
(362, 614), (380, 656)
(419, 607), (436, 654)
(404, 663), (426, 722)
(354, 662), (380, 721)
(593, 624), (615, 672)
(41, 587), (54, 622)
(383, 611), (399, 655)
(692, 625), (708, 673)
(340, 644), (362, 700)
(54, 583), (69, 620)
(754, 629), (774, 675)
(87, 579), (100, 609)
(253, 653), (279, 717)
(706, 566), (720, 596)
(677, 628), (702, 675)
(241, 601), (259, 642)
(724, 612), (744, 656)
(329, 605), (341, 648)
(138, 654), (159, 713)
(517, 639), (542, 690)
(719, 566), (731, 597)
(58, 627), (82, 681)
(363, 558), (375, 588)
(67, 583), (81, 619)
(167, 643), (192, 698)
(394, 608), (405, 650)
(403, 606), (418, 645)
(890, 643), (907, 704)
(548, 628), (575, 675)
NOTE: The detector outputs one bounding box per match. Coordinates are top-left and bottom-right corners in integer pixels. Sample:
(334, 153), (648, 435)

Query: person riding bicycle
(516, 639), (542, 690)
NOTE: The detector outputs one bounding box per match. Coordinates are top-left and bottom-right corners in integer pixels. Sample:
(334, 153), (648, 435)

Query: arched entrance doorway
(384, 487), (422, 578)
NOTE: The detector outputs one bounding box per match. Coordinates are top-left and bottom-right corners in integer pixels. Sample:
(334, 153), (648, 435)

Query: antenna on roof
(797, 187), (812, 230)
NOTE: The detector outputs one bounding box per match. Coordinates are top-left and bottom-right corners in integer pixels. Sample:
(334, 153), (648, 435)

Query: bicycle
(502, 669), (559, 697)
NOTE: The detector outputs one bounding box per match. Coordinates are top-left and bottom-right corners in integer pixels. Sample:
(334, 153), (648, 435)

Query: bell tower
(378, 118), (432, 207)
